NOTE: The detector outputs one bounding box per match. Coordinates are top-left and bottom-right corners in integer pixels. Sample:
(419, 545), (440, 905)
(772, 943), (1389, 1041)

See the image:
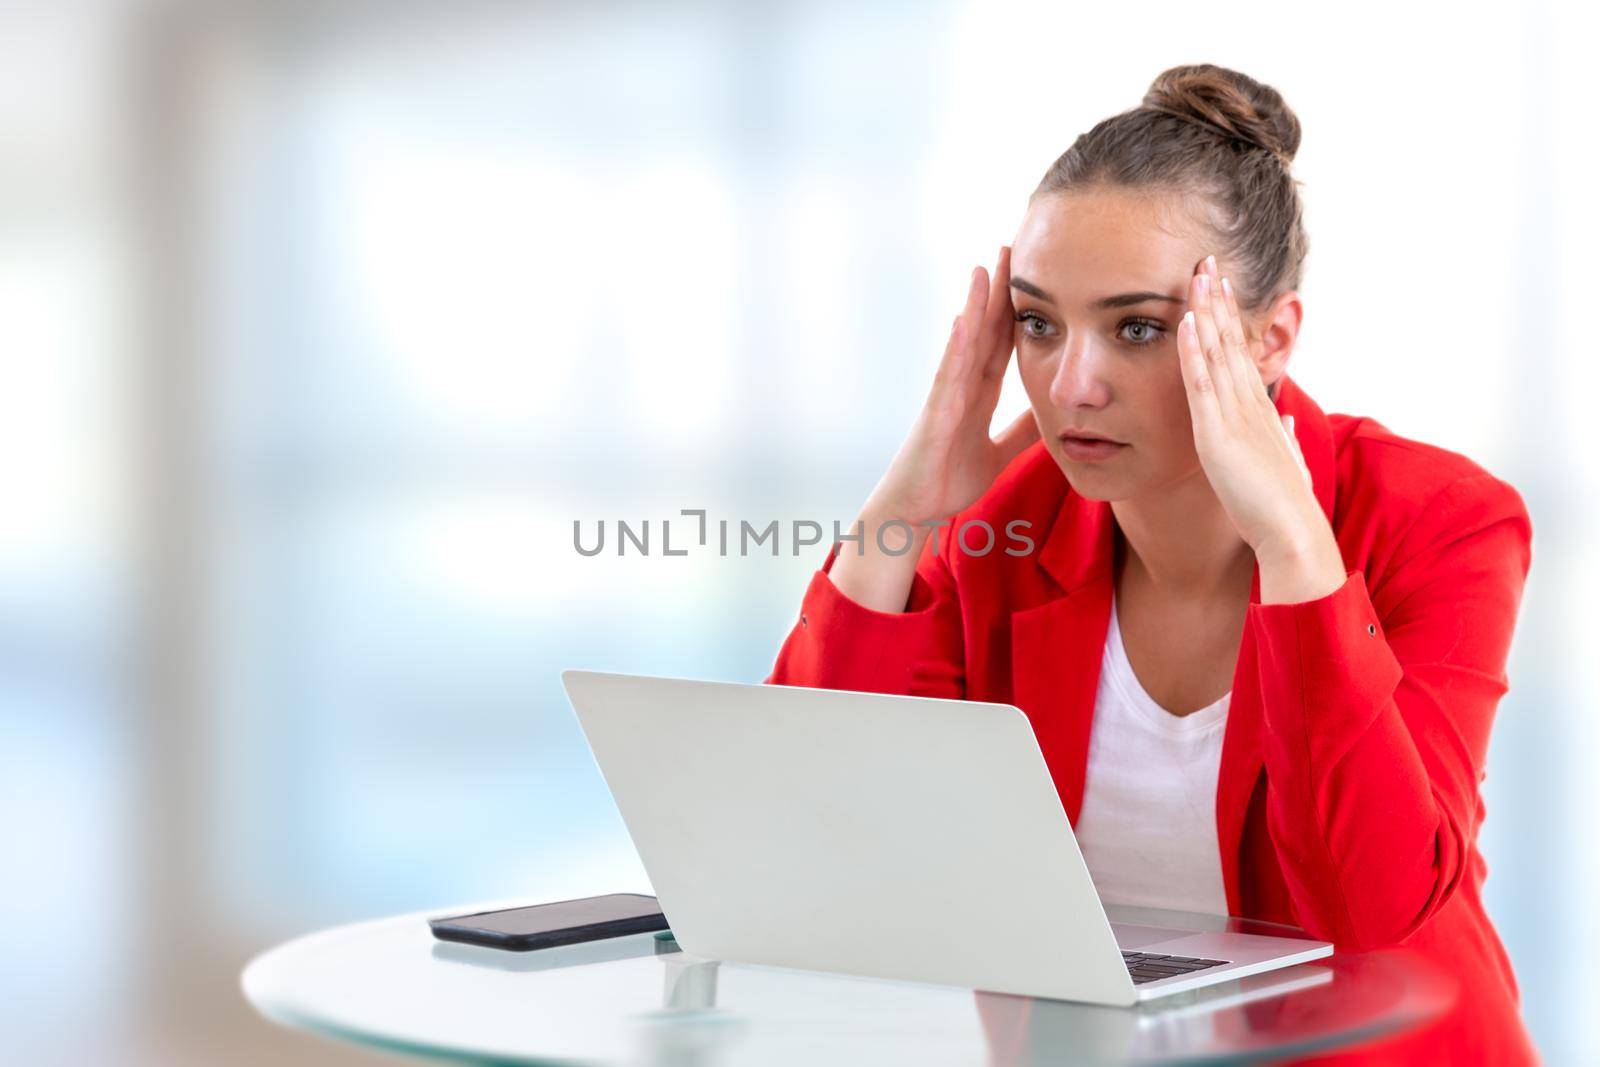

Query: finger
(1280, 422), (1305, 483)
(1279, 411), (1301, 461)
(1211, 274), (1267, 408)
(962, 265), (990, 373)
(1218, 275), (1272, 408)
(992, 406), (1041, 464)
(1189, 271), (1236, 413)
(935, 267), (989, 389)
(982, 246), (1018, 380)
(1282, 413), (1312, 487)
(1176, 310), (1223, 436)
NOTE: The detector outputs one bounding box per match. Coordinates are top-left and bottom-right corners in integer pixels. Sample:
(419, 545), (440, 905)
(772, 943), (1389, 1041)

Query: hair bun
(1141, 64), (1300, 165)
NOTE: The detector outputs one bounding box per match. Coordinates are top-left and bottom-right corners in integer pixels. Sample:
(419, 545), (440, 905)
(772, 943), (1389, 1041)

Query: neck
(1110, 468), (1255, 598)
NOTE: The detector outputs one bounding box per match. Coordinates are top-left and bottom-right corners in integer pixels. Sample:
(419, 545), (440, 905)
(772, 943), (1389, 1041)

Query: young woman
(765, 64), (1536, 1065)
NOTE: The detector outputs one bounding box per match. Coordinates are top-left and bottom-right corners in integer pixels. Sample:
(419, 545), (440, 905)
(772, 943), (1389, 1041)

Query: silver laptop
(560, 669), (1332, 1006)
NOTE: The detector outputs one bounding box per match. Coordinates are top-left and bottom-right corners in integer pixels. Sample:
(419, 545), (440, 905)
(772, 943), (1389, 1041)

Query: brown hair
(1032, 64), (1308, 322)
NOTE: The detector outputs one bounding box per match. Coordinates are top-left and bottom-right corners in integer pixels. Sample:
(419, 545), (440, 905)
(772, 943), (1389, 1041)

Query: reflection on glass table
(243, 898), (1457, 1066)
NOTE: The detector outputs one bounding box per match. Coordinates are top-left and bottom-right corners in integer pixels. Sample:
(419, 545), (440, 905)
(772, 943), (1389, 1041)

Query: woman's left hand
(1176, 255), (1347, 604)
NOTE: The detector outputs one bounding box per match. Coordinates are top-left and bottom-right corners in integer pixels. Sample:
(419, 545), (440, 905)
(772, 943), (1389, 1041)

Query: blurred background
(2, 0), (1595, 1062)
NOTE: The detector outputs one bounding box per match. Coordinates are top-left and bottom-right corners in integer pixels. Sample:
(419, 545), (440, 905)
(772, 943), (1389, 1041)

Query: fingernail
(1181, 310), (1196, 333)
(1221, 276), (1233, 300)
(1205, 254), (1217, 273)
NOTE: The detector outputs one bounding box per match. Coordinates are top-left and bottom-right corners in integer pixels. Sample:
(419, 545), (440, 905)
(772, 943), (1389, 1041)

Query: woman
(765, 64), (1536, 1065)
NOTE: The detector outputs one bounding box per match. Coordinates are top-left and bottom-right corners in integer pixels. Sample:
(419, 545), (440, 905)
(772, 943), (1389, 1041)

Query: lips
(1058, 430), (1127, 463)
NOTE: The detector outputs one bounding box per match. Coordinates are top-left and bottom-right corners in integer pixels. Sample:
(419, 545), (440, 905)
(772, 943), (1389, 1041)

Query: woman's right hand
(825, 247), (1038, 614)
(866, 245), (1040, 529)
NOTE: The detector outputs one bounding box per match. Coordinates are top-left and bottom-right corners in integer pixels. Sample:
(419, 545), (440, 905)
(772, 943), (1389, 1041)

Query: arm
(1247, 474), (1533, 949)
(763, 527), (967, 698)
(759, 244), (1032, 699)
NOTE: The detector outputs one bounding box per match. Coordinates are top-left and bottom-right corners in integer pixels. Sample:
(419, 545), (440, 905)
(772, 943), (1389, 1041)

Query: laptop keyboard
(1122, 951), (1230, 984)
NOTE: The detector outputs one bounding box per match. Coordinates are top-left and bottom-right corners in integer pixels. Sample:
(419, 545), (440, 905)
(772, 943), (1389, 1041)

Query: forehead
(1011, 188), (1210, 300)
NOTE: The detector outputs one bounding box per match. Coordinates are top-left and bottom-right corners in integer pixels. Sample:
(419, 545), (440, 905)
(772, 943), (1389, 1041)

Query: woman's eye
(1014, 310), (1055, 339)
(1015, 311), (1165, 346)
(1118, 318), (1166, 346)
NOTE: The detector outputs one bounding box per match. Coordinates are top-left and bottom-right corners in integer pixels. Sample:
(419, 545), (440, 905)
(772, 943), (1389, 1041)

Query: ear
(1252, 288), (1302, 393)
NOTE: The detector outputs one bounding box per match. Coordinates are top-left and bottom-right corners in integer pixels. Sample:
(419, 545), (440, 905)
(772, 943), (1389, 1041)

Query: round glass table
(242, 898), (1456, 1066)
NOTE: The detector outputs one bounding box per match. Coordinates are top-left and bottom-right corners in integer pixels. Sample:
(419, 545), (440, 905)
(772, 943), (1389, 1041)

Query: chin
(1052, 455), (1133, 502)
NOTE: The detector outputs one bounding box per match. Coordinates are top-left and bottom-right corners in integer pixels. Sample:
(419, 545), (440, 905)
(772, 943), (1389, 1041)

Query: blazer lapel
(1007, 373), (1339, 916)
(1010, 488), (1117, 827)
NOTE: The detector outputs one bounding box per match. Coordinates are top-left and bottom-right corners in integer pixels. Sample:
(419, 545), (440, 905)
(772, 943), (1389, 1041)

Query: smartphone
(428, 893), (669, 952)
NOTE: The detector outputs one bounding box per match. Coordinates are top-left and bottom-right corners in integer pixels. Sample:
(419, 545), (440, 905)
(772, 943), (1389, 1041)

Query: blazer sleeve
(762, 529), (967, 698)
(1246, 472), (1533, 950)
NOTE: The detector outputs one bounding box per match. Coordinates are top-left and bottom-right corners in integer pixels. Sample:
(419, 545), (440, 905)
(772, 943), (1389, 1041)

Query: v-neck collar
(1104, 592), (1231, 734)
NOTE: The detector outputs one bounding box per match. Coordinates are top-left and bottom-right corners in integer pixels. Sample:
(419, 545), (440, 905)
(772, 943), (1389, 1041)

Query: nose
(1047, 335), (1112, 410)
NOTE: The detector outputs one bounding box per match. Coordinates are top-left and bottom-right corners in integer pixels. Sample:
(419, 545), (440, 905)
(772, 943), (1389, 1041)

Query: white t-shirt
(1073, 593), (1231, 916)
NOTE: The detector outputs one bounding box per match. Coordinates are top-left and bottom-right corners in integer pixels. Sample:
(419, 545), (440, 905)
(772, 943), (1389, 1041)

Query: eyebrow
(1010, 276), (1184, 310)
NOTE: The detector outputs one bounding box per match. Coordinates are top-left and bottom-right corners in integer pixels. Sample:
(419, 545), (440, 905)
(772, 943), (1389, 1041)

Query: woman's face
(1008, 186), (1263, 502)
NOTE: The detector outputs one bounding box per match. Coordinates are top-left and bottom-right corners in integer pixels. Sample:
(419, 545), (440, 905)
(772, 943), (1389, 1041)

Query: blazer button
(1366, 623), (1377, 635)
(801, 613), (808, 626)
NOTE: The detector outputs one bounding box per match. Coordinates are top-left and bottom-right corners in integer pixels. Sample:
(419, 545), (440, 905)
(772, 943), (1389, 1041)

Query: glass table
(242, 897), (1457, 1066)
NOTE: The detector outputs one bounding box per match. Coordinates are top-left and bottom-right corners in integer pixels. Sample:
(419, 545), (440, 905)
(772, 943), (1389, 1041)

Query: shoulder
(1331, 413), (1511, 501)
(1328, 412), (1531, 588)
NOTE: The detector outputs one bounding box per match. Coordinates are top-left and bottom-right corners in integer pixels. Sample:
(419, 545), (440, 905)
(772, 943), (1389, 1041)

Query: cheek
(1015, 346), (1054, 402)
(1131, 361), (1197, 452)
(1156, 370), (1199, 452)
(1161, 364), (1193, 421)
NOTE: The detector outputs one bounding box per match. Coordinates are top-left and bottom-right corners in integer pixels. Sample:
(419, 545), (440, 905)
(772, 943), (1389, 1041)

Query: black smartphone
(428, 893), (669, 952)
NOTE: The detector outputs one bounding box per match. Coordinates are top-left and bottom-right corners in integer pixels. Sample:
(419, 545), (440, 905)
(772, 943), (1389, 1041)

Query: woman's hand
(1176, 255), (1347, 604)
(865, 246), (1040, 529)
(827, 247), (1038, 613)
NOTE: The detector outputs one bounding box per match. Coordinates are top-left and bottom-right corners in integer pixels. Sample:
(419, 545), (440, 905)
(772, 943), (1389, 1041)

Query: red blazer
(764, 374), (1537, 1065)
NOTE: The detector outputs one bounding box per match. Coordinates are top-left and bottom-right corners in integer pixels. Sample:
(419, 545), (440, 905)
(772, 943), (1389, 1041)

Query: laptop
(560, 669), (1332, 1006)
